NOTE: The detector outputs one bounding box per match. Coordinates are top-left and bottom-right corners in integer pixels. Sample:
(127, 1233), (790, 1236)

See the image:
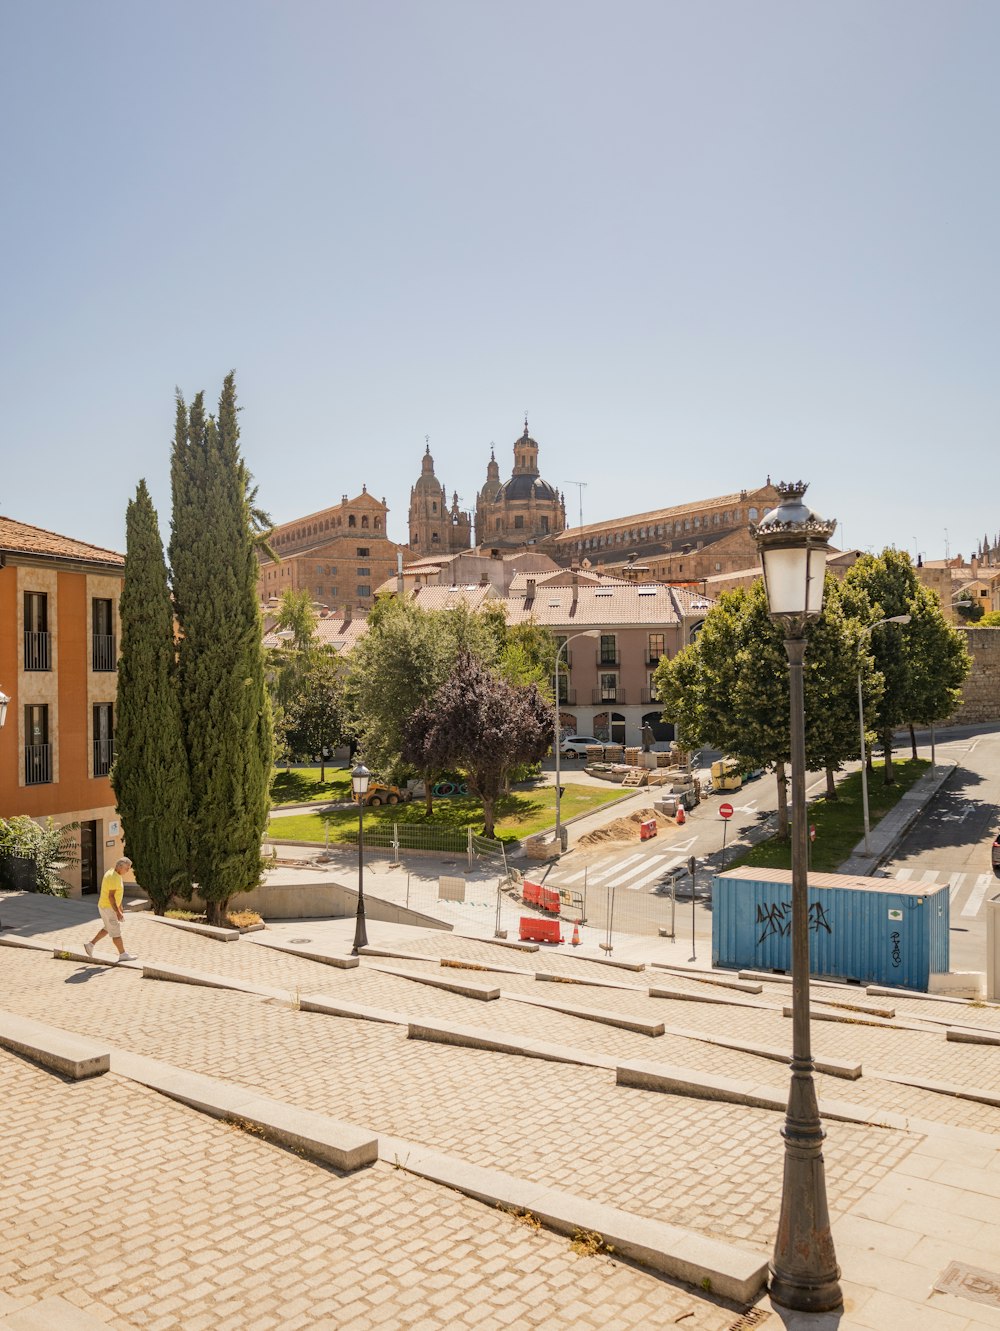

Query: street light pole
(553, 630), (599, 850)
(754, 481), (842, 1313)
(857, 615), (911, 856)
(351, 761), (371, 954)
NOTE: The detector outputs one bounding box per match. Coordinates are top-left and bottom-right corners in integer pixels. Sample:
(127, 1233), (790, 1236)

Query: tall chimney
(343, 603), (352, 625)
(396, 551), (405, 596)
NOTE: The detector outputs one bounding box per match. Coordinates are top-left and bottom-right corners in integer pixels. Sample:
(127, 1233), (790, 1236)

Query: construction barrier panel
(541, 886), (561, 914)
(523, 880), (542, 907)
(519, 916), (563, 944)
(640, 818), (658, 841)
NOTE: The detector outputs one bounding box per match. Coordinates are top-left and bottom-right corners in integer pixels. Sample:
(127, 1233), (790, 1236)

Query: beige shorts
(98, 905), (122, 939)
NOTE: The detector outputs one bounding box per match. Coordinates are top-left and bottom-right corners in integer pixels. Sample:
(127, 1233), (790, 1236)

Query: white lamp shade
(760, 542), (828, 619)
(351, 762), (371, 796)
(0, 691), (8, 728)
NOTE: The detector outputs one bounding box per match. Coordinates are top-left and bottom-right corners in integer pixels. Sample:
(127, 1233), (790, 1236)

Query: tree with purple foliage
(401, 652), (554, 838)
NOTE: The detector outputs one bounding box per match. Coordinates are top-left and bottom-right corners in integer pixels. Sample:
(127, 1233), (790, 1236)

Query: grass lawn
(726, 758), (930, 874)
(269, 780), (626, 844)
(270, 766), (353, 805)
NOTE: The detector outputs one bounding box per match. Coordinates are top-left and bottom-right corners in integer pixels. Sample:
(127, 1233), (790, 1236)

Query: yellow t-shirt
(98, 869), (123, 909)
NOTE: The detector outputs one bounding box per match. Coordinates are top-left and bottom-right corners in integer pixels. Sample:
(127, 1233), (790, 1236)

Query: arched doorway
(558, 712), (577, 734)
(642, 710), (674, 744)
(609, 712), (626, 744)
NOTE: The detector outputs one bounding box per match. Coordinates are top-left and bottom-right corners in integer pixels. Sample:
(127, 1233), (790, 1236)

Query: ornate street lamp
(753, 481), (842, 1313)
(0, 691), (8, 729)
(351, 761), (371, 954)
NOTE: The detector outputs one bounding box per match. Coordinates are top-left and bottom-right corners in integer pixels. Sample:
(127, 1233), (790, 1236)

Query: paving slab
(111, 1050), (378, 1171)
(0, 1010), (109, 1080)
(407, 1019), (617, 1069)
(247, 935), (360, 967)
(145, 916), (240, 941)
(362, 961), (500, 999)
(378, 1134), (769, 1304)
(0, 1295), (114, 1330)
(503, 991), (665, 1035)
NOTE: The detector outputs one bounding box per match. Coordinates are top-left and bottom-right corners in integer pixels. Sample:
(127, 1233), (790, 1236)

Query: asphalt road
(881, 723), (1000, 976)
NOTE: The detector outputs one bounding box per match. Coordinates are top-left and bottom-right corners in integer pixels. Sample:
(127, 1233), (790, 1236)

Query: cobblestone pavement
(8, 891), (1000, 1330)
(0, 944), (915, 1249)
(0, 1052), (741, 1331)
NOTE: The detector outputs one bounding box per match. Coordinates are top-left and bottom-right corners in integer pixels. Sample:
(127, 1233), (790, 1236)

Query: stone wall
(951, 628), (1000, 723)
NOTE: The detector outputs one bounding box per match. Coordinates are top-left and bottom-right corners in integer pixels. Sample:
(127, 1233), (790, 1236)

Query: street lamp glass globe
(351, 762), (371, 797)
(0, 690), (8, 729)
(753, 481), (835, 622)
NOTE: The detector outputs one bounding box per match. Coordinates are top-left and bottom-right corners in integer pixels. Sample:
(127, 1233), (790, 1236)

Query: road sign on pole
(719, 802), (734, 819)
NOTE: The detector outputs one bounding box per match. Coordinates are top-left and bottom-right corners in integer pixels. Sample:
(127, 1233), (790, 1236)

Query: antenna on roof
(567, 481), (587, 534)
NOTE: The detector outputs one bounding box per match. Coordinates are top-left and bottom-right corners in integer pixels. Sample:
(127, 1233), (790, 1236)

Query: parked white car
(560, 735), (602, 758)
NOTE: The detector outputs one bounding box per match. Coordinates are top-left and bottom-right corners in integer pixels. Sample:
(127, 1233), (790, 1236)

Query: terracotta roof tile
(0, 515), (124, 567)
(503, 583), (712, 626)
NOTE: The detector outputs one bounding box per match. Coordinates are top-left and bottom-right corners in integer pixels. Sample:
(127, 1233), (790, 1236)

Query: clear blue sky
(3, 1), (998, 563)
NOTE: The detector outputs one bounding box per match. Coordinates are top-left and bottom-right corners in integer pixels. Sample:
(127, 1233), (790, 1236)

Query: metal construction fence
(334, 822), (513, 878)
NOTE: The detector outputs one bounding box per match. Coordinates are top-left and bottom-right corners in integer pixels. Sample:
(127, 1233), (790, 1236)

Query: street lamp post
(351, 761), (371, 954)
(753, 481), (842, 1313)
(553, 631), (599, 850)
(857, 615), (911, 855)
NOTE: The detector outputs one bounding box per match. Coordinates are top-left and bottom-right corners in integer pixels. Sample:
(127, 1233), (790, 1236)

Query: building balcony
(556, 689), (577, 707)
(645, 653), (664, 667)
(596, 653), (620, 668)
(93, 738), (115, 778)
(92, 634), (117, 672)
(24, 743), (52, 786)
(24, 631), (51, 671)
(641, 687), (658, 704)
(593, 688), (627, 705)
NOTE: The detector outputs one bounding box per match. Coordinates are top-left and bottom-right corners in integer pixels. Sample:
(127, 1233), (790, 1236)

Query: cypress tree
(169, 373), (273, 925)
(112, 480), (190, 914)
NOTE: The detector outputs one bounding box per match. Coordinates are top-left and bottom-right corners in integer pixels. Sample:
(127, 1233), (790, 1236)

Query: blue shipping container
(712, 867), (950, 991)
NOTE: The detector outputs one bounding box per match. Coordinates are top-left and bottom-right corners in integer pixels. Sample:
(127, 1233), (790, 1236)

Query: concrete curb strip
(615, 1059), (904, 1129)
(376, 1134), (768, 1303)
(838, 760), (958, 875)
(52, 947), (140, 969)
(142, 964), (287, 1000)
(865, 1066), (1000, 1110)
(299, 995), (411, 1025)
(947, 1028), (1000, 1046)
(362, 961), (500, 1000)
(502, 991), (664, 1036)
(146, 916), (240, 941)
(867, 983), (999, 1008)
(111, 1051), (378, 1171)
(454, 933), (539, 952)
(648, 984), (773, 1010)
(780, 1005), (926, 1032)
(0, 1011), (110, 1080)
(407, 1020), (617, 1069)
(534, 969), (645, 991)
(656, 1022), (862, 1080)
(360, 945), (530, 976)
(649, 964), (764, 994)
(248, 937), (360, 968)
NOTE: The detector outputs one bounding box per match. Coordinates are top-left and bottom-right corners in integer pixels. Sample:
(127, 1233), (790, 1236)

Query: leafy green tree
(112, 481), (190, 914)
(283, 655), (344, 780)
(345, 597), (455, 810)
(655, 577), (880, 832)
(980, 610), (1000, 627)
(169, 374), (273, 925)
(843, 550), (970, 783)
(401, 653), (553, 838)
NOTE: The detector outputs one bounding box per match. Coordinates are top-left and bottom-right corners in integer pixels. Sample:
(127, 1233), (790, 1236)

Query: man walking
(83, 857), (138, 962)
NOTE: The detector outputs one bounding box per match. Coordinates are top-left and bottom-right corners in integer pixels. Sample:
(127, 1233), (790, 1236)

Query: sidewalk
(839, 761), (957, 877)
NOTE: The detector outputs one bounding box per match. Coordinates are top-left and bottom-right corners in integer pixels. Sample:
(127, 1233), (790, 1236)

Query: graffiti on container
(890, 931), (902, 968)
(756, 899), (833, 944)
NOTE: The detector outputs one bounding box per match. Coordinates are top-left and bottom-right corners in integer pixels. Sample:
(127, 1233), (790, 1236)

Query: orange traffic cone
(571, 922), (581, 946)
(676, 805), (686, 826)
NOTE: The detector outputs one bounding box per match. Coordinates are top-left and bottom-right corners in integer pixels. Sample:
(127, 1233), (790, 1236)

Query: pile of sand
(578, 807), (672, 847)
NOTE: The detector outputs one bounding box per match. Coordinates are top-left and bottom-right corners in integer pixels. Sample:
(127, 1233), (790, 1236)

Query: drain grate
(935, 1261), (1000, 1309)
(289, 938), (312, 944)
(726, 1308), (770, 1331)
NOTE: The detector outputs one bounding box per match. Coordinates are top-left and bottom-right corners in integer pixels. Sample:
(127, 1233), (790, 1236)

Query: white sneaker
(83, 941), (95, 958)
(117, 952), (138, 963)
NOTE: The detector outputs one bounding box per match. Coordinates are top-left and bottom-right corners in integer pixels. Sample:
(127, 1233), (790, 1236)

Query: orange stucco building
(0, 516), (125, 896)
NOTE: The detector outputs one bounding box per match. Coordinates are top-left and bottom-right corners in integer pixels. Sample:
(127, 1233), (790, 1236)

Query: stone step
(0, 1010), (110, 1080)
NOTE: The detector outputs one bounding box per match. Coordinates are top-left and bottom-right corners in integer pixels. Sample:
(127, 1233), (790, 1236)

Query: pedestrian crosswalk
(890, 867), (999, 919)
(552, 850), (691, 895)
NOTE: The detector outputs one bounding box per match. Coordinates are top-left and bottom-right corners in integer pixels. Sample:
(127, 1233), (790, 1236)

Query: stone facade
(548, 481), (782, 574)
(257, 490), (408, 619)
(951, 627), (1000, 723)
(475, 420), (566, 549)
(407, 444), (472, 557)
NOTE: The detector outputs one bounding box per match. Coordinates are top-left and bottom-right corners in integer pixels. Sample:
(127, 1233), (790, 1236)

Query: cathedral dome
(412, 444), (444, 494)
(496, 474), (559, 502)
